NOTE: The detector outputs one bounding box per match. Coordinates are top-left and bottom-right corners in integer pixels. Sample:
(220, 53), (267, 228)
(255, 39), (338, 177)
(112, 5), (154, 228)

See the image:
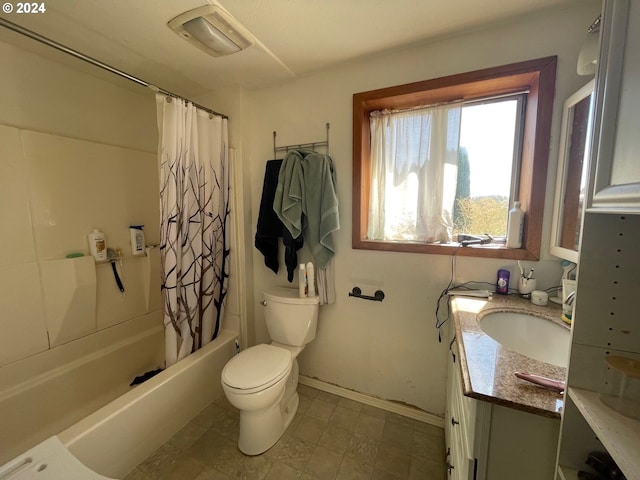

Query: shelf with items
(556, 211), (640, 479)
(568, 387), (640, 479)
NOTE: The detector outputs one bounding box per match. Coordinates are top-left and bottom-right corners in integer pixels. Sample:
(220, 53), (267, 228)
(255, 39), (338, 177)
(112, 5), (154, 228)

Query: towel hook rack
(273, 123), (330, 159)
(348, 286), (385, 302)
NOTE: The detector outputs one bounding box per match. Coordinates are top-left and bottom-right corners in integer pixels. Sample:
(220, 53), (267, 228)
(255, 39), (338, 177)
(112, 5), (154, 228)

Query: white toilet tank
(263, 287), (319, 346)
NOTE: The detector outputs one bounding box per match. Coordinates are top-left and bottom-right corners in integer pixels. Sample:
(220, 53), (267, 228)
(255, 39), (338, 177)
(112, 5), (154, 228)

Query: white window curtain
(156, 94), (230, 367)
(368, 104), (462, 243)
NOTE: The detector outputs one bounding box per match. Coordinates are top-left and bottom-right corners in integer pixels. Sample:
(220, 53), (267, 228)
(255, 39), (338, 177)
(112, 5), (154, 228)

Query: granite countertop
(450, 294), (569, 419)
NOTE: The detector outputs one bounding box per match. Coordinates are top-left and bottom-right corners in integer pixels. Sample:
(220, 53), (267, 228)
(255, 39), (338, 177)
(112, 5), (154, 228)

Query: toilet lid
(222, 344), (292, 391)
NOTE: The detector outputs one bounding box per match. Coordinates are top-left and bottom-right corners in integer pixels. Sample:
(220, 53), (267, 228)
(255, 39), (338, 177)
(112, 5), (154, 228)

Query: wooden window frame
(352, 56), (557, 260)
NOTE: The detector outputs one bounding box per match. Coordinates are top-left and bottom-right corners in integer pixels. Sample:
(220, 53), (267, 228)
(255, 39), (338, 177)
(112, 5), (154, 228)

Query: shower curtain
(156, 94), (230, 367)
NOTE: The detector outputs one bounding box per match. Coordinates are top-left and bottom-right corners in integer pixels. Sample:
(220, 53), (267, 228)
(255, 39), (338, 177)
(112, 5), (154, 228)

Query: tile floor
(124, 385), (446, 480)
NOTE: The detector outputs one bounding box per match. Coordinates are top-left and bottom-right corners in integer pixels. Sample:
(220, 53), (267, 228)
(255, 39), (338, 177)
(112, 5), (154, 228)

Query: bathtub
(58, 329), (237, 478)
(0, 312), (164, 465)
(0, 307), (238, 478)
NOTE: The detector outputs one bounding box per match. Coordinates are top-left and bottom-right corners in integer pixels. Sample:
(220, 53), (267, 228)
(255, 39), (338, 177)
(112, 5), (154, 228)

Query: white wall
(245, 2), (601, 417)
(0, 40), (157, 151)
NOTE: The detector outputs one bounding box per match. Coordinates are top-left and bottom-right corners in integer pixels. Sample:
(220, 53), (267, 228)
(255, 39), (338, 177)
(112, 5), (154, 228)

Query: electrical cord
(435, 246), (459, 342)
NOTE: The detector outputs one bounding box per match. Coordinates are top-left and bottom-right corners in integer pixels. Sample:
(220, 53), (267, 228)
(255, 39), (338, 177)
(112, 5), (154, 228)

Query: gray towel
(273, 149), (339, 269)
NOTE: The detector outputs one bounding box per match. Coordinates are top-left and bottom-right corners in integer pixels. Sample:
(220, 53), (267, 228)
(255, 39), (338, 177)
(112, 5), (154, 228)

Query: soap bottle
(130, 225), (145, 256)
(306, 262), (316, 297)
(298, 264), (307, 298)
(88, 228), (107, 262)
(506, 201), (524, 248)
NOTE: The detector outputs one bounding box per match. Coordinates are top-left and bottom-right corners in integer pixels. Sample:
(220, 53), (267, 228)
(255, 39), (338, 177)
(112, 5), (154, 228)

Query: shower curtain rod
(0, 18), (228, 119)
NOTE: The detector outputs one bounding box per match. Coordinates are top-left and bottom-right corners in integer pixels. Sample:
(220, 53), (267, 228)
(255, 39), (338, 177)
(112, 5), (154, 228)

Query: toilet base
(237, 360), (300, 456)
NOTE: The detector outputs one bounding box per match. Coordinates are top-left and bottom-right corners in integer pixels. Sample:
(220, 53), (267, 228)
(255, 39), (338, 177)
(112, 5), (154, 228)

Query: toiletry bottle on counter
(130, 225), (145, 256)
(506, 201), (524, 248)
(306, 262), (316, 297)
(496, 268), (510, 295)
(298, 264), (307, 298)
(88, 228), (107, 262)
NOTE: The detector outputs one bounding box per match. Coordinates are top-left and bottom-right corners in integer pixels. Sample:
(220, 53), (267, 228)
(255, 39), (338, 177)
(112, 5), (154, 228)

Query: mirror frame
(550, 79), (595, 262)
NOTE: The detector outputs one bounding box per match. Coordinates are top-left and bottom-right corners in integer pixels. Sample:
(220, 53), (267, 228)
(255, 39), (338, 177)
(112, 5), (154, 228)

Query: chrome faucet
(565, 290), (576, 305)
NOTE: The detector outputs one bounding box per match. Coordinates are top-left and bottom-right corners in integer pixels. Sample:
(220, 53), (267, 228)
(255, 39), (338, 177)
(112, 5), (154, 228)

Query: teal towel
(302, 152), (339, 268)
(273, 149), (339, 268)
(273, 151), (305, 239)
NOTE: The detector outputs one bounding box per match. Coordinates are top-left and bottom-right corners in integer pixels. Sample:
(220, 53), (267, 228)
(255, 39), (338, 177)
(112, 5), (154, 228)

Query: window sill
(352, 239), (539, 260)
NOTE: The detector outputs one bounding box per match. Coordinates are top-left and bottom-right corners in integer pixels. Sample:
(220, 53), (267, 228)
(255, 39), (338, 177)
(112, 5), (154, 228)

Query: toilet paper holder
(348, 287), (385, 302)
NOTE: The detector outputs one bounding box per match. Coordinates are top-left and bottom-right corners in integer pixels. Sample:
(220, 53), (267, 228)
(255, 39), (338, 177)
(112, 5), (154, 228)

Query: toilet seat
(222, 344), (292, 394)
(0, 436), (115, 479)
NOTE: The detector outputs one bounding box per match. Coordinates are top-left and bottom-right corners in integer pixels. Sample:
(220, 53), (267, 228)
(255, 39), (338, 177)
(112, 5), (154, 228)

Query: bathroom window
(352, 56), (557, 260)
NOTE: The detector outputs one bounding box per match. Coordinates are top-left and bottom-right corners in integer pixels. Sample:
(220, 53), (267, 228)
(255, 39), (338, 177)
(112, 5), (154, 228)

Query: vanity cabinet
(445, 333), (560, 480)
(445, 339), (487, 480)
(555, 2), (640, 478)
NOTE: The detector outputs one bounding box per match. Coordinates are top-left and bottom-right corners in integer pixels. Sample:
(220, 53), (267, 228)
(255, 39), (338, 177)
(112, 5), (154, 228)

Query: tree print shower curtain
(156, 94), (230, 367)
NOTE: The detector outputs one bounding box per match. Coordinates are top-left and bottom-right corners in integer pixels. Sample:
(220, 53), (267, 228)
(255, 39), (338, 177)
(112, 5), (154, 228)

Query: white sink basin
(479, 312), (570, 367)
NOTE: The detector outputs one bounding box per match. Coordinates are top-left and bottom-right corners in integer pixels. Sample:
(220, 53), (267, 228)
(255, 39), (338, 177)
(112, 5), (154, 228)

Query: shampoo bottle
(506, 201), (524, 248)
(306, 262), (316, 297)
(298, 264), (307, 298)
(130, 225), (145, 256)
(88, 228), (107, 262)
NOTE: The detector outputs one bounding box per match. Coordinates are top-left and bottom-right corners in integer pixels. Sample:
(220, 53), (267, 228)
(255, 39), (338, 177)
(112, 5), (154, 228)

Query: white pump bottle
(506, 201), (524, 248)
(306, 262), (316, 297)
(298, 264), (307, 298)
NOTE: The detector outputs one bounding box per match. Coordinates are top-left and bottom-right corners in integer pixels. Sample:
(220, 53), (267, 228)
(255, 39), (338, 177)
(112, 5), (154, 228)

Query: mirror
(550, 80), (594, 263)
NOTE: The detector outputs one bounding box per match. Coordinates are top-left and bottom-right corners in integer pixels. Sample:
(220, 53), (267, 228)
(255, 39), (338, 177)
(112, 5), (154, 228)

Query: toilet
(221, 286), (319, 455)
(0, 436), (116, 479)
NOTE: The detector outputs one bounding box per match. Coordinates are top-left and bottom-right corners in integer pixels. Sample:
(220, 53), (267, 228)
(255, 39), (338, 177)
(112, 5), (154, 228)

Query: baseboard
(299, 375), (444, 429)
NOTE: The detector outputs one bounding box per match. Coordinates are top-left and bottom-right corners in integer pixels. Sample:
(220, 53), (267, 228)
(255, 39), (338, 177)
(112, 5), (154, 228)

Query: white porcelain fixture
(0, 436), (115, 479)
(479, 312), (570, 367)
(221, 287), (319, 455)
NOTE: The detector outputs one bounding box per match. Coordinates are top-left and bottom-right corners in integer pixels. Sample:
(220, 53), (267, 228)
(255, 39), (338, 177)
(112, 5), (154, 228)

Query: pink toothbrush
(514, 372), (566, 394)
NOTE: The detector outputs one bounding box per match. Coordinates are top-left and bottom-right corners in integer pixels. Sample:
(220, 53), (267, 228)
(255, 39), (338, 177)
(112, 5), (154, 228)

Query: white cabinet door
(588, 0), (640, 212)
(445, 339), (476, 480)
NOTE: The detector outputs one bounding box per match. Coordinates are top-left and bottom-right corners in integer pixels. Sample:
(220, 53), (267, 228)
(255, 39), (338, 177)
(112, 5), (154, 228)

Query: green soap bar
(66, 252), (85, 258)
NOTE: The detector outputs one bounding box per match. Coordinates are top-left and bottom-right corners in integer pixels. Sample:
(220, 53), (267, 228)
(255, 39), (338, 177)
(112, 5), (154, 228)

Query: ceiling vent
(168, 5), (255, 57)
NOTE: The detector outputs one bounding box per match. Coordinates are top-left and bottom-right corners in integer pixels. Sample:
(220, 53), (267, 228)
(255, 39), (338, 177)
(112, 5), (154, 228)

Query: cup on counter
(518, 276), (537, 295)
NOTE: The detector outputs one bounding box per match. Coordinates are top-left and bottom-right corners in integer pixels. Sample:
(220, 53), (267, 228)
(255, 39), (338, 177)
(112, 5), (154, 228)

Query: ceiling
(2, 0), (580, 99)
